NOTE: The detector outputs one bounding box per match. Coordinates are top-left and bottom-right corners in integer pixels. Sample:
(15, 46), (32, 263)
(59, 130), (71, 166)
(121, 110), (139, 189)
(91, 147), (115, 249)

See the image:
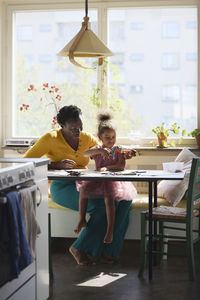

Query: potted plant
(151, 122), (186, 148)
(188, 129), (200, 148)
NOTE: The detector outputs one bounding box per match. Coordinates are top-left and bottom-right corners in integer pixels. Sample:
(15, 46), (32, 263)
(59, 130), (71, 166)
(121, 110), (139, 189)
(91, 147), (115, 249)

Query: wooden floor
(49, 238), (200, 300)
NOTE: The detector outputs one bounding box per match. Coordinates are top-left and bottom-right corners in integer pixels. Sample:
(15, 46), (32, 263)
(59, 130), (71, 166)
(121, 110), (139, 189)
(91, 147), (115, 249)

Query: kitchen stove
(0, 161), (35, 192)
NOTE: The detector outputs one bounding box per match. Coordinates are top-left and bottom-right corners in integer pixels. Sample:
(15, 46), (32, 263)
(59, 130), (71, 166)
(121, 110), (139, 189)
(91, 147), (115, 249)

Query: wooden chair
(138, 157), (200, 280)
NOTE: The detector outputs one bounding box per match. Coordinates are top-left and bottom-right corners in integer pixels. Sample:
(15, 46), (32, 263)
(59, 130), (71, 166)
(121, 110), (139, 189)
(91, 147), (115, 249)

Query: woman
(24, 105), (133, 265)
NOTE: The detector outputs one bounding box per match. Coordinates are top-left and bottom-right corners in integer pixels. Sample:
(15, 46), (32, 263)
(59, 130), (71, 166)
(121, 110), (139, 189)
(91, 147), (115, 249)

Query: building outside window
(39, 24), (52, 32)
(130, 85), (143, 94)
(17, 25), (33, 41)
(162, 22), (180, 38)
(130, 53), (144, 62)
(162, 53), (180, 70)
(186, 21), (197, 29)
(39, 55), (52, 63)
(186, 53), (197, 61)
(108, 7), (197, 136)
(130, 22), (144, 30)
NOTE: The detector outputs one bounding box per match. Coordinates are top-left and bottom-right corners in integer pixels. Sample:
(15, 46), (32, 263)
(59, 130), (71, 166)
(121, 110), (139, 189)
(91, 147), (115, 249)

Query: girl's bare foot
(69, 246), (91, 266)
(74, 219), (87, 234)
(104, 230), (113, 243)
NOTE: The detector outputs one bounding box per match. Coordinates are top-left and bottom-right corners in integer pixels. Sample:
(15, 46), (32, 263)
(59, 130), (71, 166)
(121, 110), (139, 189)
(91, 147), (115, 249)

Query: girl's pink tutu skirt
(76, 180), (137, 201)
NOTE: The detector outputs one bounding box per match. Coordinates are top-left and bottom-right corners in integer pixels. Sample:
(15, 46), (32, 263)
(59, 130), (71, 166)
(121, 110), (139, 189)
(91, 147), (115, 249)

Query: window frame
(1, 0), (199, 147)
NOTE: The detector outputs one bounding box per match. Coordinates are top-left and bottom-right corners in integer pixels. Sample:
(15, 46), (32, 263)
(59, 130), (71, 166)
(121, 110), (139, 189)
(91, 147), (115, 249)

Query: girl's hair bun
(97, 110), (113, 123)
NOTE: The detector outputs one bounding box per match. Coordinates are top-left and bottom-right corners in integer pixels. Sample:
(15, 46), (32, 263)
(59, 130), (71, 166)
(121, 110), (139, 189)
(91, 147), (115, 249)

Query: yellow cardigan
(24, 129), (99, 169)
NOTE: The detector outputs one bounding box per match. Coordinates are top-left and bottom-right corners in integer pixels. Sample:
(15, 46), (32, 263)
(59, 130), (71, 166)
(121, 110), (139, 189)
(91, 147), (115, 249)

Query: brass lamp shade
(57, 16), (114, 68)
(57, 29), (114, 58)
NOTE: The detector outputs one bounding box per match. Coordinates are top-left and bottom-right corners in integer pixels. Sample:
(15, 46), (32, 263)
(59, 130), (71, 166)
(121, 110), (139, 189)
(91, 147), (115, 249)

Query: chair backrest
(187, 158), (200, 221)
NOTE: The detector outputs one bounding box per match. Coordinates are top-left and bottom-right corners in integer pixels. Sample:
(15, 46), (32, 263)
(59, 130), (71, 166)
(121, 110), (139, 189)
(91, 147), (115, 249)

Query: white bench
(48, 193), (188, 240)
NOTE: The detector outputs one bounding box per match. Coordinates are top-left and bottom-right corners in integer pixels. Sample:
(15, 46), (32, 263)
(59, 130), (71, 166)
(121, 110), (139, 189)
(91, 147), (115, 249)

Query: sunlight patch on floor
(76, 272), (127, 287)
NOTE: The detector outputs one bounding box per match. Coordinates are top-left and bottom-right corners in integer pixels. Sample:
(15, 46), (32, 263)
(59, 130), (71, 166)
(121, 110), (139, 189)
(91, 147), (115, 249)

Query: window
(130, 22), (144, 30)
(109, 21), (125, 40)
(39, 55), (52, 63)
(110, 53), (124, 65)
(162, 22), (180, 38)
(108, 7), (197, 136)
(186, 21), (197, 29)
(182, 85), (197, 131)
(39, 24), (52, 32)
(7, 3), (198, 139)
(162, 85), (180, 102)
(17, 25), (33, 41)
(130, 53), (144, 62)
(24, 55), (34, 68)
(186, 53), (197, 61)
(162, 53), (180, 70)
(130, 85), (143, 94)
(13, 10), (98, 137)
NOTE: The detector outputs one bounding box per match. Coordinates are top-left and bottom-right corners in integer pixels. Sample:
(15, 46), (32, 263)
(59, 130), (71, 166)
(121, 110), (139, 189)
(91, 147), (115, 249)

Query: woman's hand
(48, 159), (77, 170)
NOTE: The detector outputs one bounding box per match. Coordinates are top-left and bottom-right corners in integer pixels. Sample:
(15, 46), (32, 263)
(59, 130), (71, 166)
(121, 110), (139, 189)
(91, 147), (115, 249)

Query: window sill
(132, 146), (200, 151)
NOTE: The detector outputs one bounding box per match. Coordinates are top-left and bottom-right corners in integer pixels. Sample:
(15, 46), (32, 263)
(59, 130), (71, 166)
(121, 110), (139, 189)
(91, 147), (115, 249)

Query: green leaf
(162, 140), (168, 147)
(170, 140), (176, 147)
(182, 129), (186, 136)
(178, 138), (183, 145)
(150, 141), (156, 147)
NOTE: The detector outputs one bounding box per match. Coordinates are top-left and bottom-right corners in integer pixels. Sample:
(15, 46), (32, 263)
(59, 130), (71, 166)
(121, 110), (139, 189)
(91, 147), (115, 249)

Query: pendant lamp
(57, 0), (114, 69)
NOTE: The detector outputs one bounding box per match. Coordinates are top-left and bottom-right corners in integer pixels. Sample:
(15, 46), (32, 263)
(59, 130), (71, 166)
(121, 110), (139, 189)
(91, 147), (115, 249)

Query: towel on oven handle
(19, 186), (41, 259)
(6, 191), (33, 279)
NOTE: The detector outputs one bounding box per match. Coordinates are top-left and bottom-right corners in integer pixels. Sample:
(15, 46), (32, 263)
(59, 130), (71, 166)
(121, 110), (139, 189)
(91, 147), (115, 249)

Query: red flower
(43, 83), (49, 88)
(20, 104), (29, 111)
(56, 95), (62, 101)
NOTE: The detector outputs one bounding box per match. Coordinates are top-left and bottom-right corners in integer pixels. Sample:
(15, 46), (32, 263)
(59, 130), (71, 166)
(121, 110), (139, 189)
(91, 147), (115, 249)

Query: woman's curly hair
(57, 105), (82, 126)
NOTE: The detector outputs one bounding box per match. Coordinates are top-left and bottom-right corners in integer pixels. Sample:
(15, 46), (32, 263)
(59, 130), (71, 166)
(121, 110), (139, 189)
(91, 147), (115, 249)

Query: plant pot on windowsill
(157, 132), (168, 148)
(188, 129), (200, 148)
(195, 135), (200, 148)
(151, 122), (186, 148)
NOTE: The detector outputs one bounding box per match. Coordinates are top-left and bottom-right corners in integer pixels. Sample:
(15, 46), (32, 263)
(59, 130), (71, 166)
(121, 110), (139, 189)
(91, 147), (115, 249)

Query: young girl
(74, 112), (137, 243)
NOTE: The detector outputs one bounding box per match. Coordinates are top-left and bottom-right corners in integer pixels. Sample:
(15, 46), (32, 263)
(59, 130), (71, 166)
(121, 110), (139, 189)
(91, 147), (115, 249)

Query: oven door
(0, 183), (38, 300)
(0, 262), (36, 300)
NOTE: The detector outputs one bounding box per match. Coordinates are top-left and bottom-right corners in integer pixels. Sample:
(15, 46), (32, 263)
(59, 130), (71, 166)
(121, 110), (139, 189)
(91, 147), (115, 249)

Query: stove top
(0, 161), (35, 190)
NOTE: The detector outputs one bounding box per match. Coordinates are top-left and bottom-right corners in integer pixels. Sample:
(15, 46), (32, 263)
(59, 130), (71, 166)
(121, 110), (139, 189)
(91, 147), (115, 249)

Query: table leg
(153, 181), (157, 266)
(148, 181), (153, 280)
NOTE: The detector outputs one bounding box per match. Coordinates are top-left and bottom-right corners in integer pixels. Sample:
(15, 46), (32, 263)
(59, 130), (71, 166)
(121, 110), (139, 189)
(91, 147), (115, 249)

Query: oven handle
(36, 186), (42, 207)
(27, 184), (42, 207)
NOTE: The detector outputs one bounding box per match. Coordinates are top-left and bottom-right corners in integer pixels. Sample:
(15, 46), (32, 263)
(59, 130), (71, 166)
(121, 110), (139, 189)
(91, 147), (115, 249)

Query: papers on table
(48, 168), (185, 179)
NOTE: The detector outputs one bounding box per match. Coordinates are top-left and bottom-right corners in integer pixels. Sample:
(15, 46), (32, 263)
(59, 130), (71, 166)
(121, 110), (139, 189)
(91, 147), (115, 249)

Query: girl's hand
(98, 167), (107, 172)
(123, 149), (137, 159)
(100, 148), (112, 159)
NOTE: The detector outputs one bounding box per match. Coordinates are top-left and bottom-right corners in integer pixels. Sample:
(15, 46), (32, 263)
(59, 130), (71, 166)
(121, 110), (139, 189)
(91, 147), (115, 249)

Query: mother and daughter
(24, 105), (137, 265)
(75, 111), (137, 244)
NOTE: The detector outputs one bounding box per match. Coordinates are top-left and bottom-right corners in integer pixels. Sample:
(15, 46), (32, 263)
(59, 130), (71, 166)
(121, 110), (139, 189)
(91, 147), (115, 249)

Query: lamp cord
(85, 0), (88, 17)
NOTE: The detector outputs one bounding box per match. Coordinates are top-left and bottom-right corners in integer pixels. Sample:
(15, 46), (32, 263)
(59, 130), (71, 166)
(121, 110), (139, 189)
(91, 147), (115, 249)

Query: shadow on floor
(49, 238), (200, 300)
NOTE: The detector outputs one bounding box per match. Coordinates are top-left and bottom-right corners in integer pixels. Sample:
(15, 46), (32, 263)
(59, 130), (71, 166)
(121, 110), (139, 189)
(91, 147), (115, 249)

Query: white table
(48, 169), (185, 280)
